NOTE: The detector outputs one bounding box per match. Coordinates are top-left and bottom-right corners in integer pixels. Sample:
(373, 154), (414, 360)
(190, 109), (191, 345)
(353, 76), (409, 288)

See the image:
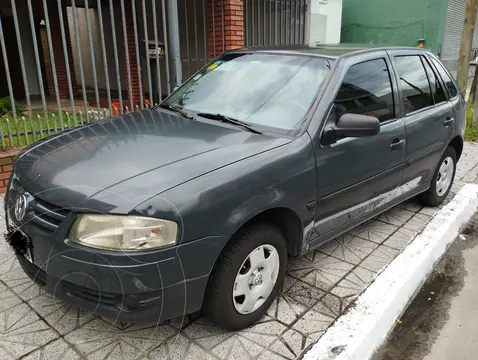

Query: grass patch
(466, 105), (478, 142)
(0, 111), (100, 149)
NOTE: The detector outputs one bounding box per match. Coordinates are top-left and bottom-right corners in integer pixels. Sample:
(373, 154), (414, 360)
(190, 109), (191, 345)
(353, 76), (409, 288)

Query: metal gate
(0, 0), (303, 150)
(441, 0), (478, 76)
(442, 0), (466, 75)
(244, 0), (307, 47)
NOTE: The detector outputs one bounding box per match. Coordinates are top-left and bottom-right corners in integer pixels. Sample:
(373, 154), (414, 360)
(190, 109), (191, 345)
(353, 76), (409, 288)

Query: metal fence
(0, 0), (307, 151)
(244, 0), (307, 47)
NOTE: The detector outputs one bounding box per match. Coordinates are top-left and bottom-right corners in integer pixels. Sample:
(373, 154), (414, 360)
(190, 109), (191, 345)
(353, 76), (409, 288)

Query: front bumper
(15, 251), (210, 323)
(5, 186), (229, 323)
(7, 225), (228, 323)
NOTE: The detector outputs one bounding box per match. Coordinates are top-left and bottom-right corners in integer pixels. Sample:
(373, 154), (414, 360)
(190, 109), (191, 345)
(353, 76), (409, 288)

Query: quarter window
(394, 56), (433, 114)
(422, 57), (446, 104)
(334, 58), (395, 122)
(431, 58), (459, 98)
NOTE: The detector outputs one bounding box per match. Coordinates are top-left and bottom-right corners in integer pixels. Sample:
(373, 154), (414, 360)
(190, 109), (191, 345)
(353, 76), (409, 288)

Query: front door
(389, 51), (456, 189)
(310, 53), (406, 247)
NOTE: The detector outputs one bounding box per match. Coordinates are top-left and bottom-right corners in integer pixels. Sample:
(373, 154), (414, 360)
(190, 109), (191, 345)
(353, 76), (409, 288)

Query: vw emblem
(14, 193), (27, 222)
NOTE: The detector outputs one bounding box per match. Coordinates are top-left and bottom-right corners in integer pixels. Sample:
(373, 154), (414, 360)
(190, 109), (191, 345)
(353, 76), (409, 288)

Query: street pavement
(1, 142), (478, 360)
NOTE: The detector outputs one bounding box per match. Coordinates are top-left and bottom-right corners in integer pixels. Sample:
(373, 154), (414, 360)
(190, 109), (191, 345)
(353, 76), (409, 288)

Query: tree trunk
(470, 67), (478, 102)
(457, 0), (478, 93)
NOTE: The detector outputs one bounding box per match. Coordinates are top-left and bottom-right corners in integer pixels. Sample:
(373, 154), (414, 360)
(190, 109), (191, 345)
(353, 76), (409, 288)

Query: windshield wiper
(197, 112), (263, 134)
(158, 103), (195, 120)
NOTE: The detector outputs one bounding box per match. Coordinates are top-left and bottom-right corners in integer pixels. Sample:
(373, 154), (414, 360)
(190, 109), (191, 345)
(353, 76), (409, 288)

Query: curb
(303, 183), (478, 360)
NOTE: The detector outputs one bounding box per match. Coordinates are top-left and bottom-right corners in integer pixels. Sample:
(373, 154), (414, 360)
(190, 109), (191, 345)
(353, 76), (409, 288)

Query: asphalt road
(373, 215), (478, 360)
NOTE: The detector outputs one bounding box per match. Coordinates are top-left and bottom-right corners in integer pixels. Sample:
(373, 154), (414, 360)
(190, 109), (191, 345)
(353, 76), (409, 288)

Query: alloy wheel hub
(252, 272), (263, 285)
(232, 244), (280, 315)
(436, 156), (454, 197)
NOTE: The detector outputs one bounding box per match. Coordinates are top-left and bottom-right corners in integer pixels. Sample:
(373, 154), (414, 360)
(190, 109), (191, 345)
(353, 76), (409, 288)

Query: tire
(417, 146), (457, 207)
(204, 223), (287, 330)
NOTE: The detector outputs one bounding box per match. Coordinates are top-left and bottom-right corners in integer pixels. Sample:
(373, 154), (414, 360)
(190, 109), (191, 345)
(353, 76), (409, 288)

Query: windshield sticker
(215, 61), (235, 71)
(208, 60), (223, 71)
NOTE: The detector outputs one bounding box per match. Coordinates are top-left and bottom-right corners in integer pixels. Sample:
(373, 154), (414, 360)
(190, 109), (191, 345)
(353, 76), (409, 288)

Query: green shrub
(0, 97), (23, 116)
(466, 105), (478, 142)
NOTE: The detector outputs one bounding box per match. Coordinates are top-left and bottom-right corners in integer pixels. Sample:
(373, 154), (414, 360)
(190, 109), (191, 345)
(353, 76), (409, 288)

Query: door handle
(390, 138), (406, 152)
(444, 117), (455, 127)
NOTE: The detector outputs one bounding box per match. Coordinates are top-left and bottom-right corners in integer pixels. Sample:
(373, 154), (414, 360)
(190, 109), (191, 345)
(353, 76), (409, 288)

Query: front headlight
(69, 215), (178, 251)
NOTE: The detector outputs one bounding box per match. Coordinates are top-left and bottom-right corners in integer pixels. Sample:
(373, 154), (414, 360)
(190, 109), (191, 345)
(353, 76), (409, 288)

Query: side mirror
(322, 113), (380, 145)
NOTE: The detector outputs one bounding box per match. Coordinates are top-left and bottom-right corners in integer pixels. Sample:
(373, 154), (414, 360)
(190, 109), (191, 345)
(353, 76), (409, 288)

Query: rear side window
(422, 56), (447, 104)
(431, 58), (459, 98)
(334, 58), (395, 122)
(394, 56), (433, 115)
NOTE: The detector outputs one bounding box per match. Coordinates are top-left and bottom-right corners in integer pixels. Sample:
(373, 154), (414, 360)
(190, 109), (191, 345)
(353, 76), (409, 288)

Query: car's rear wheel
(417, 146), (457, 207)
(204, 223), (287, 330)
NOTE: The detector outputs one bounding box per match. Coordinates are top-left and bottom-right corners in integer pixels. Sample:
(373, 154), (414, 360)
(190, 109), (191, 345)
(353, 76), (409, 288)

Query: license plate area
(5, 222), (33, 263)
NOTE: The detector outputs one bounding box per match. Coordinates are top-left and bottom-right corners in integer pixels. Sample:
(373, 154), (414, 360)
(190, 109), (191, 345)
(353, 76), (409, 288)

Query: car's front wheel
(417, 146), (457, 207)
(204, 223), (287, 330)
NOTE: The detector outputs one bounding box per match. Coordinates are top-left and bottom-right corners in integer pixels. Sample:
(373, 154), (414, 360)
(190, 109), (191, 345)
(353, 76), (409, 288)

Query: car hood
(14, 109), (290, 213)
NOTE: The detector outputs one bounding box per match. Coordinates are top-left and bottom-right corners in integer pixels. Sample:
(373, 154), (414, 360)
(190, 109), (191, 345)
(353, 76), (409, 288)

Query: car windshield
(163, 53), (332, 132)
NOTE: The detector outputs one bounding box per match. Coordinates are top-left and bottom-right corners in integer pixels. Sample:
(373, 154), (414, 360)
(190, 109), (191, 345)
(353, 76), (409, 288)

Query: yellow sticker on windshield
(208, 63), (219, 70)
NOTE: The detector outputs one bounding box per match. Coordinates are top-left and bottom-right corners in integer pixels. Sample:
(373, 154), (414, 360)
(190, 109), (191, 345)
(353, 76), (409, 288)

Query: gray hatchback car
(5, 45), (464, 330)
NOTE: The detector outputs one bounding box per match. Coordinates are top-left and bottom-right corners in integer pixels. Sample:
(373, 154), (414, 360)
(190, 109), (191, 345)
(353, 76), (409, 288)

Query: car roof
(230, 43), (429, 59)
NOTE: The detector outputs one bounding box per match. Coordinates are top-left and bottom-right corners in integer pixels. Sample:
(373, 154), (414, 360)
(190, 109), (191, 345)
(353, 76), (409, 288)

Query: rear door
(429, 55), (466, 135)
(388, 50), (455, 191)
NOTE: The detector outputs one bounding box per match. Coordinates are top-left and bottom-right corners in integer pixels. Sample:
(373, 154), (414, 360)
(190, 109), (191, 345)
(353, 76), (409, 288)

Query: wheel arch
(223, 206), (305, 258)
(448, 135), (464, 161)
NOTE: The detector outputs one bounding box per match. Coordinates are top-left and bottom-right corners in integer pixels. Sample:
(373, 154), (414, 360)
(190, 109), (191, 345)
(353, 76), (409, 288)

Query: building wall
(311, 0), (342, 44)
(341, 0), (448, 54)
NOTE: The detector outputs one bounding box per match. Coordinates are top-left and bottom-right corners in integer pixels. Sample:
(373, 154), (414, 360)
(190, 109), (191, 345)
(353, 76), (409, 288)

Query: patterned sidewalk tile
(0, 303), (58, 358)
(28, 293), (96, 335)
(382, 227), (417, 251)
(330, 266), (377, 309)
(22, 339), (82, 360)
(286, 253), (353, 291)
(318, 234), (378, 265)
(64, 317), (177, 360)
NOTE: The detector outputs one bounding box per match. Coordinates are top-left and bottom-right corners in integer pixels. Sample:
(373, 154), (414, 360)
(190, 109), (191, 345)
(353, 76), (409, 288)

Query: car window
(422, 56), (447, 104)
(334, 58), (395, 122)
(394, 55), (433, 115)
(164, 53), (331, 132)
(430, 57), (459, 98)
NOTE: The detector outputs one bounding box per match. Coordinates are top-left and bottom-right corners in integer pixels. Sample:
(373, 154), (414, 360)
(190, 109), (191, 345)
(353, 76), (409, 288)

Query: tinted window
(334, 58), (394, 122)
(422, 57), (446, 104)
(394, 56), (433, 114)
(431, 58), (459, 98)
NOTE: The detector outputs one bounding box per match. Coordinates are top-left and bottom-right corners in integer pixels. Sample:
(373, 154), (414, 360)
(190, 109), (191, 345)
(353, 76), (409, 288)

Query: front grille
(18, 255), (47, 287)
(8, 175), (70, 234)
(29, 197), (70, 233)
